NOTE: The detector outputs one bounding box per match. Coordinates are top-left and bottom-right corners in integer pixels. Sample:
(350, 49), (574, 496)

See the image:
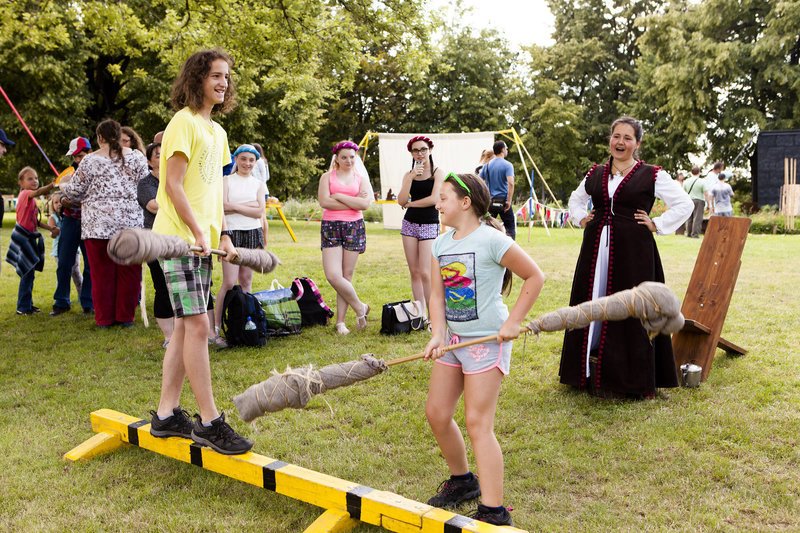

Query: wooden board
(65, 409), (527, 533)
(672, 216), (750, 381)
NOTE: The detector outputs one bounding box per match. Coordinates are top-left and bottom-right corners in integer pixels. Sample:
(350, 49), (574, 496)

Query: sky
(427, 0), (555, 48)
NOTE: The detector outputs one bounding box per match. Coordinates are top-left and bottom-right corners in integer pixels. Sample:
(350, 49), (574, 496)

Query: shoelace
(434, 479), (455, 496)
(175, 409), (193, 430)
(210, 417), (244, 445)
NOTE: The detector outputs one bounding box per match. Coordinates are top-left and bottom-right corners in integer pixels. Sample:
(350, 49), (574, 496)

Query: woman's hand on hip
(634, 209), (656, 232)
(580, 210), (595, 228)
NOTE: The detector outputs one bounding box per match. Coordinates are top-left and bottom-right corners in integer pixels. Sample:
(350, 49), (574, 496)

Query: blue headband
(233, 144), (260, 160)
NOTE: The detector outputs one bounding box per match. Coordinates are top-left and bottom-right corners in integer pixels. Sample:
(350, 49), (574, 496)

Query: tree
(634, 0), (800, 167)
(0, 0), (428, 196)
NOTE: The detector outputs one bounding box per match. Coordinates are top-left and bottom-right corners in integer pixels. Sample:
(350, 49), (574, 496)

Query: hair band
(332, 141), (359, 154)
(445, 172), (471, 195)
(406, 135), (434, 152)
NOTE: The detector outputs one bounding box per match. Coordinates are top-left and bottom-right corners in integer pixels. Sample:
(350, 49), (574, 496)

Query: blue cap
(0, 128), (15, 147)
(233, 144), (260, 160)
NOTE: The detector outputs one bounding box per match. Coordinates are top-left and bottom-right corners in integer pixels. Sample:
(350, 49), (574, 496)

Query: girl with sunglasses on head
(317, 140), (373, 335)
(423, 173), (545, 526)
(396, 136), (444, 321)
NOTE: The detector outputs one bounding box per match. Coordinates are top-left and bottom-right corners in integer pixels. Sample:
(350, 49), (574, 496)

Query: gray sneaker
(191, 412), (253, 455)
(149, 407), (193, 438)
(427, 474), (481, 509)
(469, 504), (513, 526)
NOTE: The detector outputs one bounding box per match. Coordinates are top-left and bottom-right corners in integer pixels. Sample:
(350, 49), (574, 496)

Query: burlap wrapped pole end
(232, 248), (280, 274)
(233, 354), (388, 422)
(107, 228), (190, 265)
(526, 281), (684, 338)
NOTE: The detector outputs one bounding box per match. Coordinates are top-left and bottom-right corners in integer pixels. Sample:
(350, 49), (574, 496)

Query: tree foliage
(0, 0), (426, 195)
(2, 0), (799, 204)
(634, 0), (800, 165)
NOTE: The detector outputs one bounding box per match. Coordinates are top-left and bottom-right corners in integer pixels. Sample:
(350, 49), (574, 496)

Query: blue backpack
(221, 285), (268, 347)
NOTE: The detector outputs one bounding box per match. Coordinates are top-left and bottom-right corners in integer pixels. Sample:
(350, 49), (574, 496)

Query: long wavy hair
(121, 126), (144, 153)
(170, 48), (237, 114)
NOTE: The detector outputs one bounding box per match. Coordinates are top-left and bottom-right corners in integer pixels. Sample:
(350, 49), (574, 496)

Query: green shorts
(160, 255), (212, 318)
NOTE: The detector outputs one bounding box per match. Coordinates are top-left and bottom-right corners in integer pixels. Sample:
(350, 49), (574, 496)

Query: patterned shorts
(320, 219), (366, 253)
(230, 228), (264, 249)
(436, 333), (512, 375)
(160, 255), (212, 318)
(400, 219), (439, 241)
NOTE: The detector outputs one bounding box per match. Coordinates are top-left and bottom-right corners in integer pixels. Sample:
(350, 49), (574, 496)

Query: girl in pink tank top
(317, 141), (373, 335)
(324, 167), (363, 222)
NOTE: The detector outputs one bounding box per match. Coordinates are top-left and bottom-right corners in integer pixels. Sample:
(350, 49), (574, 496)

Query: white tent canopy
(360, 130), (563, 234)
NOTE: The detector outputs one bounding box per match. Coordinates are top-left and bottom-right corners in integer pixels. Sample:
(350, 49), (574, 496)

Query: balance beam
(65, 409), (526, 533)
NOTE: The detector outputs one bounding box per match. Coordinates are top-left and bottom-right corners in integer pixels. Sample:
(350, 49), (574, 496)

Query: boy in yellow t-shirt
(149, 49), (252, 455)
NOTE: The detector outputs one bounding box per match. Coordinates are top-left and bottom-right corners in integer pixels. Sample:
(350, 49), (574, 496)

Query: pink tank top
(323, 169), (364, 222)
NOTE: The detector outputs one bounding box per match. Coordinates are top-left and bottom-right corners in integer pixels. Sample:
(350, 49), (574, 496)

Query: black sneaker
(469, 504), (513, 526)
(50, 306), (70, 316)
(149, 407), (194, 438)
(427, 474), (481, 509)
(191, 412), (253, 455)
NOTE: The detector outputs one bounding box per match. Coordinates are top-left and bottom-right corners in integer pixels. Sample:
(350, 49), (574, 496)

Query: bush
(748, 205), (800, 234)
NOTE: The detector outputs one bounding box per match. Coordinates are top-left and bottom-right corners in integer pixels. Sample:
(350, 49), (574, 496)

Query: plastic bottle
(244, 315), (256, 331)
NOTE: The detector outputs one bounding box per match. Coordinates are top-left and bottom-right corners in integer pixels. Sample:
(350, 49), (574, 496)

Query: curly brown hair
(170, 49), (237, 114)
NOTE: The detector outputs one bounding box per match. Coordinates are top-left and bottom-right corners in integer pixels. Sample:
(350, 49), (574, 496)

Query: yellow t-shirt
(152, 107), (231, 249)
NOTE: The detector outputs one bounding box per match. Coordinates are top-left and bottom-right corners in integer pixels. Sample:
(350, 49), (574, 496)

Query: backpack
(221, 285), (268, 347)
(291, 277), (334, 326)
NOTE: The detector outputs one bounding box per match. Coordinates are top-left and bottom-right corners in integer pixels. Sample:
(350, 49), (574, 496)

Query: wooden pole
(784, 158), (789, 228)
(793, 158), (798, 230)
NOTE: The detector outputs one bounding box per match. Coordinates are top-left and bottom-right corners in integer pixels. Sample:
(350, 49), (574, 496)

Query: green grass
(0, 216), (798, 532)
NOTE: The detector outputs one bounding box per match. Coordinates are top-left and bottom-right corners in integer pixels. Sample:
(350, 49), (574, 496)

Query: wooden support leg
(64, 431), (125, 461)
(303, 509), (358, 533)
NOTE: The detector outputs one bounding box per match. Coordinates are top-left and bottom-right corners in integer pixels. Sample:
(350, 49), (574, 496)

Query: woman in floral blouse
(61, 119), (148, 327)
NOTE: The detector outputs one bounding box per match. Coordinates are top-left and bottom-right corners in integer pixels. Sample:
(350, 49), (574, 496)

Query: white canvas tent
(359, 129), (565, 236)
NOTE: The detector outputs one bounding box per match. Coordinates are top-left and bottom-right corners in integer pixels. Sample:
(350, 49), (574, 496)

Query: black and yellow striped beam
(65, 409), (526, 533)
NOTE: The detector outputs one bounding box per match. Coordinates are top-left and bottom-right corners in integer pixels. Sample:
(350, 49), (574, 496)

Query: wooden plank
(717, 336), (747, 356)
(672, 216), (750, 381)
(63, 431), (124, 461)
(681, 319), (711, 335)
(65, 409), (528, 533)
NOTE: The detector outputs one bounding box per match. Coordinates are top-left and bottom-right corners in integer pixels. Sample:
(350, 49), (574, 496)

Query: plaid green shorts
(160, 255), (212, 318)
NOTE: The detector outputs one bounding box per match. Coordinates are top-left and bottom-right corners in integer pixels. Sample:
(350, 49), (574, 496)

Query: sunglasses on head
(446, 172), (471, 195)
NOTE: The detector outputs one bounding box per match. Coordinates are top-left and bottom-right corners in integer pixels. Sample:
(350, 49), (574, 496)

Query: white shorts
(435, 333), (512, 375)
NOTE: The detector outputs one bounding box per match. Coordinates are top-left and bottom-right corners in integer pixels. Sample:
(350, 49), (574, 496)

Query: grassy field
(0, 216), (798, 532)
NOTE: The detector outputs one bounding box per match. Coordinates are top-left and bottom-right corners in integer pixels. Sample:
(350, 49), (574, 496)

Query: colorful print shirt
(432, 223), (514, 336)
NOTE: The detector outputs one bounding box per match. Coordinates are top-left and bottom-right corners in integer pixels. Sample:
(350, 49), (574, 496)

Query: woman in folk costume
(561, 116), (693, 398)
